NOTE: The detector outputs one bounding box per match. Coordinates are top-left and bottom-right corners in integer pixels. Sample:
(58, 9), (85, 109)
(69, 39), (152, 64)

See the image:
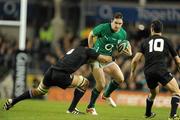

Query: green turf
(0, 99), (174, 120)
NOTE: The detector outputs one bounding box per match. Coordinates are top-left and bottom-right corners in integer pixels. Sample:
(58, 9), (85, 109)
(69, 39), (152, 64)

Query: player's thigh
(43, 67), (73, 89)
(93, 67), (106, 91)
(158, 71), (173, 86)
(165, 78), (180, 95)
(52, 71), (73, 89)
(103, 62), (124, 82)
(144, 72), (159, 89)
(158, 71), (180, 95)
(42, 67), (53, 87)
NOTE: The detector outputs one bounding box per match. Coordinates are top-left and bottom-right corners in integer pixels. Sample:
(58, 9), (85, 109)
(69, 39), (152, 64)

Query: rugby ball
(117, 40), (128, 53)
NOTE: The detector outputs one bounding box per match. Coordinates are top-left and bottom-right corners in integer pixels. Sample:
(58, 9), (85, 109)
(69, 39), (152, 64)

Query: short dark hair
(151, 20), (163, 33)
(113, 12), (123, 19)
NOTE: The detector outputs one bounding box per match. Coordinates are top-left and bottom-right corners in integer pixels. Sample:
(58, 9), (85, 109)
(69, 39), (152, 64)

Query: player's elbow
(88, 31), (94, 46)
(176, 56), (180, 64)
(88, 32), (92, 40)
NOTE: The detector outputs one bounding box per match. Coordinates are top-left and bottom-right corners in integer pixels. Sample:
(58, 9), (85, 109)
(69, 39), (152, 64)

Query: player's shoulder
(119, 27), (127, 34)
(78, 46), (93, 52)
(117, 27), (127, 39)
(151, 35), (170, 43)
(93, 23), (110, 32)
(118, 27), (127, 38)
(72, 46), (85, 53)
(103, 22), (110, 26)
(141, 37), (150, 46)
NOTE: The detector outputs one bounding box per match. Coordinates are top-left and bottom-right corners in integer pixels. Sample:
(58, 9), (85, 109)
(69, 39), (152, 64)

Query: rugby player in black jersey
(130, 20), (180, 120)
(3, 44), (112, 115)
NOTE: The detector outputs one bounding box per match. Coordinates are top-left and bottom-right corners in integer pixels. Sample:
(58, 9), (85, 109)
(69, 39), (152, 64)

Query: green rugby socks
(87, 88), (100, 108)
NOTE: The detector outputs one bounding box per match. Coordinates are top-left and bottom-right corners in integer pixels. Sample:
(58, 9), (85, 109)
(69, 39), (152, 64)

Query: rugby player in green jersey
(86, 12), (132, 115)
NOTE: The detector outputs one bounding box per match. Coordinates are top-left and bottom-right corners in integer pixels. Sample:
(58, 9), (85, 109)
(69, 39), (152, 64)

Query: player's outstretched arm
(130, 52), (143, 81)
(174, 56), (180, 72)
(97, 55), (112, 63)
(166, 39), (180, 72)
(88, 31), (94, 48)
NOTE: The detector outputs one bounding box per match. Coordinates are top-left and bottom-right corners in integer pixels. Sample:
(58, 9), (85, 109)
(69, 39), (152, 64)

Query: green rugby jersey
(92, 23), (127, 56)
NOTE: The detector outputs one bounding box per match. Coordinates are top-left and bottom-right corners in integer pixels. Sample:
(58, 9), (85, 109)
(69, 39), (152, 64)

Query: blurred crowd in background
(0, 0), (180, 98)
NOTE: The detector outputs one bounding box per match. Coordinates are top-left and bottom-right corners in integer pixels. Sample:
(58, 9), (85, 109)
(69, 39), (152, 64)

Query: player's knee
(172, 90), (180, 97)
(119, 78), (124, 83)
(169, 86), (180, 96)
(149, 94), (156, 100)
(116, 76), (124, 83)
(96, 82), (106, 90)
(101, 82), (106, 89)
(149, 92), (157, 99)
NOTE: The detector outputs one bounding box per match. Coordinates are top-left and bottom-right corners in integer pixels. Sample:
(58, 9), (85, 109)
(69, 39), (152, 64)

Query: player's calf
(170, 94), (180, 118)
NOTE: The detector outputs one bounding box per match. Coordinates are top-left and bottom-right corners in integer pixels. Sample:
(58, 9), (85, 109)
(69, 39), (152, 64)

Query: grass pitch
(0, 99), (173, 120)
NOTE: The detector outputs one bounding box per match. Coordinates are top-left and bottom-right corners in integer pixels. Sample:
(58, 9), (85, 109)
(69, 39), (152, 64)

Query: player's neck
(152, 33), (162, 36)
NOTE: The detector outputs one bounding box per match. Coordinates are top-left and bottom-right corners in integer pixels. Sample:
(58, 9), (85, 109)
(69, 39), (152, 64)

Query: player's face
(111, 18), (123, 32)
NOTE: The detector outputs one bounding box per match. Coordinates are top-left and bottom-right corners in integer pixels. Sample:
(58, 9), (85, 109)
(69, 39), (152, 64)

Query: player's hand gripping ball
(116, 40), (128, 53)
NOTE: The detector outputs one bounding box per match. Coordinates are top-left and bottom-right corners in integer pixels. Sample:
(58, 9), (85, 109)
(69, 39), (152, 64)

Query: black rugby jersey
(139, 35), (177, 72)
(52, 46), (99, 73)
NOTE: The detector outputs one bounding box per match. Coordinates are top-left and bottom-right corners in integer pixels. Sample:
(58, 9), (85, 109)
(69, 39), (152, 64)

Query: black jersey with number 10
(139, 35), (178, 72)
(52, 46), (99, 74)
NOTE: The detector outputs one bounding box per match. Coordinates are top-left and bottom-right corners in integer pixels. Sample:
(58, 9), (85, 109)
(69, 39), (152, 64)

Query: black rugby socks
(145, 97), (154, 116)
(12, 90), (32, 105)
(68, 88), (85, 111)
(87, 88), (100, 108)
(170, 95), (180, 117)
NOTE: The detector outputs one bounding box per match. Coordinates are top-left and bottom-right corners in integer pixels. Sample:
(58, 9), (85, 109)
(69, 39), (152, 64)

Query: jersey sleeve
(166, 39), (178, 57)
(86, 48), (100, 59)
(92, 24), (105, 36)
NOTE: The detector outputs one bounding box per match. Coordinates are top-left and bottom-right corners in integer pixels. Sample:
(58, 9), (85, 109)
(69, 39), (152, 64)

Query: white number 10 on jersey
(149, 39), (164, 52)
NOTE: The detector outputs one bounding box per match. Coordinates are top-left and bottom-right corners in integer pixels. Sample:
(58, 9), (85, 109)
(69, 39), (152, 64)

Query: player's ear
(121, 21), (124, 25)
(150, 27), (153, 34)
